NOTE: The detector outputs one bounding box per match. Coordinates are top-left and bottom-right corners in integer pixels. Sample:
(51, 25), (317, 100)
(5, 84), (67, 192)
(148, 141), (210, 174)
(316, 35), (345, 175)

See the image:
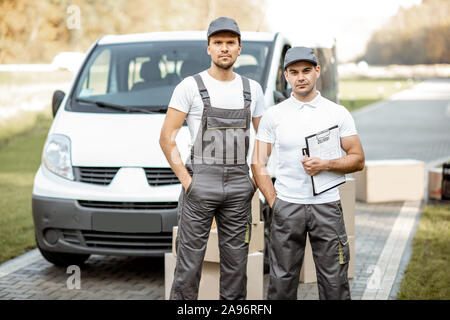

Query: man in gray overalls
(159, 17), (265, 300)
(251, 47), (365, 300)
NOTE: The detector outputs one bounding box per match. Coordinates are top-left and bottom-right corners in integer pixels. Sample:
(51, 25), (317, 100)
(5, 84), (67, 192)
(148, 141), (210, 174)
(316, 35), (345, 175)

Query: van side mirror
(52, 90), (65, 117)
(273, 90), (286, 103)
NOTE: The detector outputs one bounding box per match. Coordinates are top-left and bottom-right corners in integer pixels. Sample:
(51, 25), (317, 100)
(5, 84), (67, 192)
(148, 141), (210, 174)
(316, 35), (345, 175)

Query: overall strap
(241, 76), (252, 163)
(193, 73), (211, 108)
(241, 76), (252, 109)
(190, 73), (210, 164)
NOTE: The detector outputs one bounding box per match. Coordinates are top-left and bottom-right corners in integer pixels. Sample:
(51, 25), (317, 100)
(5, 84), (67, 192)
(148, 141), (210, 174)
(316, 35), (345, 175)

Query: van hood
(50, 111), (191, 167)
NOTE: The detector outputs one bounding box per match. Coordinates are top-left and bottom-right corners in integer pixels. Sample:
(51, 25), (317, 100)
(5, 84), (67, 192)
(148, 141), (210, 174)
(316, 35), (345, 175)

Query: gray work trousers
(267, 198), (351, 300)
(170, 164), (256, 300)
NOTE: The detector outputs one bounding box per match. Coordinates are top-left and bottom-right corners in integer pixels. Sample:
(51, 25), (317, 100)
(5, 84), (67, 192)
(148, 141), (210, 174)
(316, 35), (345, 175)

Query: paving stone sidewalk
(0, 200), (416, 300)
(1, 79), (447, 300)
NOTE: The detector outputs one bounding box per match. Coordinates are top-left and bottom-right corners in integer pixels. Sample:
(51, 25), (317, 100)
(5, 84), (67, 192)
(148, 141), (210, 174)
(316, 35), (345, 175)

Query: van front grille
(61, 229), (82, 245)
(73, 167), (179, 187)
(82, 230), (172, 250)
(144, 168), (179, 186)
(73, 167), (120, 185)
(77, 200), (178, 210)
(59, 229), (172, 251)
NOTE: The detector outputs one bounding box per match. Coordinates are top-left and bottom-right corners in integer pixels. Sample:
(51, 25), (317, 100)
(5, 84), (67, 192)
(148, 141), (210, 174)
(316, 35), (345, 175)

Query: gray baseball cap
(284, 46), (318, 70)
(207, 17), (241, 38)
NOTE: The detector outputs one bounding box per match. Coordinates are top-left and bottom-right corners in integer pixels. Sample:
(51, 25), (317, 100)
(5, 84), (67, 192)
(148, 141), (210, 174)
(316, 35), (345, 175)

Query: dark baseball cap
(284, 46), (318, 70)
(207, 17), (241, 38)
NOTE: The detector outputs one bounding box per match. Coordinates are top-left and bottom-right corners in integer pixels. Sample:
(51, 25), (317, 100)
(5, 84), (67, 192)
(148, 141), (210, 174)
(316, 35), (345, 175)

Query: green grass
(0, 111), (46, 145)
(339, 78), (419, 112)
(396, 205), (450, 300)
(339, 98), (380, 112)
(0, 113), (53, 264)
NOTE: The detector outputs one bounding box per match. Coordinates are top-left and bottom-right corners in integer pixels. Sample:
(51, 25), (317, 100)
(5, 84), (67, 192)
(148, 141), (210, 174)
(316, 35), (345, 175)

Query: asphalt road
(353, 78), (450, 165)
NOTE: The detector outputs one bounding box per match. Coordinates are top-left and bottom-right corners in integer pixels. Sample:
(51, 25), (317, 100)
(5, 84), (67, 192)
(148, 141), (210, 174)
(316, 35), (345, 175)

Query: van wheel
(37, 247), (90, 267)
(36, 237), (90, 267)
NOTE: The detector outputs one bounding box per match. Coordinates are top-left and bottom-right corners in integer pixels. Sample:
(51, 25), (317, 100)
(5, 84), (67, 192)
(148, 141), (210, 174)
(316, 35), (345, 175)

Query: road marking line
(0, 249), (42, 279)
(361, 201), (422, 300)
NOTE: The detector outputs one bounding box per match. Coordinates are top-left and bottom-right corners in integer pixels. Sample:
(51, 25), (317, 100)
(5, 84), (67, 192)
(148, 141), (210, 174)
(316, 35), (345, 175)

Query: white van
(32, 31), (337, 266)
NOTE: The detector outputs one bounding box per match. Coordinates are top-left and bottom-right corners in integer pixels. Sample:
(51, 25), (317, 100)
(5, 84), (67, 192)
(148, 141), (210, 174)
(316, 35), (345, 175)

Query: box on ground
(300, 234), (355, 283)
(164, 251), (263, 300)
(428, 167), (442, 200)
(338, 177), (355, 235)
(172, 221), (264, 263)
(353, 160), (425, 203)
(251, 191), (261, 225)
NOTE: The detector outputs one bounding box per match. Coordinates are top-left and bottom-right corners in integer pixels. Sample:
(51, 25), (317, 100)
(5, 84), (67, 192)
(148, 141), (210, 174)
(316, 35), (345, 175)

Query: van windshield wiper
(76, 98), (161, 114)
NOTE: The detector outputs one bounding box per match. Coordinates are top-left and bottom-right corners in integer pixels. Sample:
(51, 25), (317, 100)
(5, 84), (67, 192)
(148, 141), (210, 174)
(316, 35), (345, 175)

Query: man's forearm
(326, 153), (365, 174)
(251, 163), (277, 207)
(159, 138), (190, 187)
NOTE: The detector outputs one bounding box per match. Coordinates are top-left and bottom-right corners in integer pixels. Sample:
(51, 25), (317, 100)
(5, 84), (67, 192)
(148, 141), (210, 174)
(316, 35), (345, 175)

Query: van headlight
(42, 134), (74, 180)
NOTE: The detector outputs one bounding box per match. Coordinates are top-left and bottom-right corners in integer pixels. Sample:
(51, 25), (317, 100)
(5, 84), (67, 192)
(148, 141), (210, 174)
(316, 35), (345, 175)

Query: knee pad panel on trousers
(267, 275), (299, 300)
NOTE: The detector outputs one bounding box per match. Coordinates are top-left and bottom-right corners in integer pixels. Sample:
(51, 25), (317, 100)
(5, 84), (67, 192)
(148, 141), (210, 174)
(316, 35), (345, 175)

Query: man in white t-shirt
(159, 17), (265, 300)
(251, 46), (365, 300)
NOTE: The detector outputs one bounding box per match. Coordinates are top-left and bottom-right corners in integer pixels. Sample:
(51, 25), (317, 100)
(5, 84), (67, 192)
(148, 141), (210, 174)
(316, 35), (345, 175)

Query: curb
(0, 249), (42, 279)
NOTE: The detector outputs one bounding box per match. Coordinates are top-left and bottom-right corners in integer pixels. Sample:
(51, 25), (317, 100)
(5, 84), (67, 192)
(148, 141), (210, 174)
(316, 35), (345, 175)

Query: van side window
(276, 45), (290, 94)
(80, 49), (111, 97)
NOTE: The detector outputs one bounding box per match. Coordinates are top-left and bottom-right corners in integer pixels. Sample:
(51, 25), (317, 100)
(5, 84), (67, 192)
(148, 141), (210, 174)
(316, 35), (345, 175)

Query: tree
(360, 0), (450, 65)
(0, 0), (268, 63)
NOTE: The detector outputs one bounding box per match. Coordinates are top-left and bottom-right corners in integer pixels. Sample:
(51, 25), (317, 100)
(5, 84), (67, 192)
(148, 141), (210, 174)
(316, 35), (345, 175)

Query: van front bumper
(32, 195), (178, 256)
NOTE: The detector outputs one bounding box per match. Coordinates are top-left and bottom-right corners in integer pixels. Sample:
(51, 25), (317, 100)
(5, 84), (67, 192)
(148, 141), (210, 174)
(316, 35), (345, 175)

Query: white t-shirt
(168, 70), (266, 148)
(256, 91), (358, 204)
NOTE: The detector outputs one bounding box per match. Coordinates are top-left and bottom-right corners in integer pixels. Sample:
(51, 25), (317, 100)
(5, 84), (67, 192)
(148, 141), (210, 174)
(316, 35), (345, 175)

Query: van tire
(36, 237), (90, 267)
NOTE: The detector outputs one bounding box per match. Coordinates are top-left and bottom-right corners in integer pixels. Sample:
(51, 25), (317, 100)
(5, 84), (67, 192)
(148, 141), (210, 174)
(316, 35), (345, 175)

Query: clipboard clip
(302, 148), (309, 157)
(315, 129), (330, 144)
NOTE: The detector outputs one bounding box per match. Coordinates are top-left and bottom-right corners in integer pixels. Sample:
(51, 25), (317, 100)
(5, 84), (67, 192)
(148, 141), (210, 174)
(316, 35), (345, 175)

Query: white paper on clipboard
(304, 125), (345, 195)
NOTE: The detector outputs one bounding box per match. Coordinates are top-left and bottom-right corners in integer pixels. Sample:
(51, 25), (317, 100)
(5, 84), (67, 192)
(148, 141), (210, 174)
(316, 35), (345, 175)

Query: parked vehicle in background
(51, 52), (85, 73)
(32, 31), (338, 267)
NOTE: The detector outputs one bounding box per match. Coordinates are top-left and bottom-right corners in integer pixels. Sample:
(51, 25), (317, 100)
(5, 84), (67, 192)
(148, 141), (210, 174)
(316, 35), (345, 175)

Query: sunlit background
(266, 0), (423, 62)
(0, 0), (448, 65)
(0, 0), (449, 301)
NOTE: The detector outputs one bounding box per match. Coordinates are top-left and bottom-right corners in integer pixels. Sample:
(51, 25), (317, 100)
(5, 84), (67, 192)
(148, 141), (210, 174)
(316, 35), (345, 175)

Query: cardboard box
(428, 167), (442, 200)
(165, 251), (264, 300)
(353, 160), (425, 203)
(338, 177), (355, 236)
(300, 235), (355, 283)
(251, 191), (261, 225)
(172, 221), (264, 263)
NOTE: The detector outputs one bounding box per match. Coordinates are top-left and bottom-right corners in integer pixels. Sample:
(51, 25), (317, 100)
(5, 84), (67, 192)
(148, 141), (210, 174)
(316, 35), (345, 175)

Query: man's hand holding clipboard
(302, 125), (346, 195)
(301, 147), (330, 177)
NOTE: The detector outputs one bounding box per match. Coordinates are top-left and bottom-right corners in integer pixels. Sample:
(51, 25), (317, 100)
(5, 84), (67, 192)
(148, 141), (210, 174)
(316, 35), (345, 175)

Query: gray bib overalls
(170, 73), (256, 300)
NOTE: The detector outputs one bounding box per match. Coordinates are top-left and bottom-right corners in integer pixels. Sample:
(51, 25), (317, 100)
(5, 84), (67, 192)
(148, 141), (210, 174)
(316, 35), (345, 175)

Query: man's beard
(294, 83), (314, 97)
(212, 59), (235, 70)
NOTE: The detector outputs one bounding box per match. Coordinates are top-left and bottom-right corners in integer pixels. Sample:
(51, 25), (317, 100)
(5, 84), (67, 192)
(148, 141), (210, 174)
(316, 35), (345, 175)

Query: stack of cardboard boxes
(300, 177), (356, 283)
(165, 192), (265, 299)
(353, 160), (425, 203)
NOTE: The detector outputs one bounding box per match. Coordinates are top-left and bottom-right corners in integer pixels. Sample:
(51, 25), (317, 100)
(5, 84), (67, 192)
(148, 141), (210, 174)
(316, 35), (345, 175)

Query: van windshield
(71, 40), (271, 113)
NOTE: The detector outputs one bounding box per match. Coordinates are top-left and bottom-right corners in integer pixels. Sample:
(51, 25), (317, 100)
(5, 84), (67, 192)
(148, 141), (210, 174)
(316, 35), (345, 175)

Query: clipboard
(304, 125), (346, 196)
